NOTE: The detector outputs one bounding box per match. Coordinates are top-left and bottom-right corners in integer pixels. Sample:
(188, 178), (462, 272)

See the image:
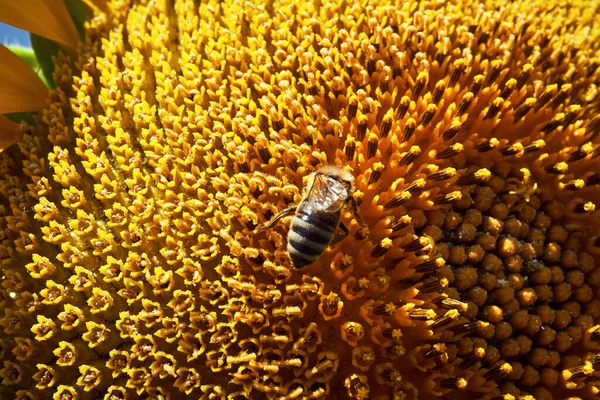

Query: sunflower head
(1, 0), (600, 399)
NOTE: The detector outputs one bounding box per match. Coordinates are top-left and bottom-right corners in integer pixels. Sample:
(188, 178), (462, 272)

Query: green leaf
(64, 0), (90, 39)
(30, 34), (60, 90)
(4, 112), (36, 126)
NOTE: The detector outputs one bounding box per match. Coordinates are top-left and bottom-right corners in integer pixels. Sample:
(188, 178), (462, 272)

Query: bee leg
(350, 198), (369, 238)
(255, 206), (296, 233)
(330, 221), (349, 245)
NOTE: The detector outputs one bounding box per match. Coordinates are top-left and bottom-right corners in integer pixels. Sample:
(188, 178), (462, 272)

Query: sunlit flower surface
(1, 0), (600, 399)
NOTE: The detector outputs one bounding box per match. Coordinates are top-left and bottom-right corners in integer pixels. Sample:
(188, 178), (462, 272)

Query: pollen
(1, 0), (600, 399)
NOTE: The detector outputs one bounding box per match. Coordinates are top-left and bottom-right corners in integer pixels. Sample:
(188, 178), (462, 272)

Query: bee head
(315, 165), (354, 182)
(315, 165), (356, 194)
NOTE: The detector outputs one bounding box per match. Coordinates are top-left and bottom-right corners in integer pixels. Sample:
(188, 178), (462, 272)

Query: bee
(258, 165), (367, 268)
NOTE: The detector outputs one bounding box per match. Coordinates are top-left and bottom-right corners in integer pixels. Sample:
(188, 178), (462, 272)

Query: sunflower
(1, 0), (600, 399)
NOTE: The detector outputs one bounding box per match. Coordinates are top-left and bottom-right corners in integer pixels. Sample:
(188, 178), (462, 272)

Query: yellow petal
(82, 0), (109, 14)
(0, 45), (48, 114)
(0, 0), (79, 49)
(0, 115), (22, 152)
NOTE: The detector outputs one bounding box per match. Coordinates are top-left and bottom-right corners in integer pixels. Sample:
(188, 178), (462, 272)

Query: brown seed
(566, 326), (583, 346)
(518, 204), (537, 223)
(542, 242), (561, 263)
(516, 288), (538, 307)
(455, 222), (477, 243)
(473, 186), (496, 211)
(562, 301), (582, 318)
(549, 266), (564, 284)
(585, 299), (600, 320)
(508, 273), (525, 290)
(482, 253), (503, 273)
(502, 298), (521, 317)
(519, 242), (536, 260)
(482, 345), (500, 365)
(497, 236), (521, 258)
(456, 338), (474, 355)
(510, 309), (530, 330)
(565, 270), (584, 287)
(547, 225), (568, 243)
(525, 315), (543, 335)
(535, 285), (554, 302)
(466, 245), (485, 263)
(476, 233), (497, 251)
(507, 362), (524, 380)
(422, 225), (444, 241)
(537, 326), (557, 346)
(553, 282), (572, 303)
(494, 286), (515, 304)
(530, 266), (552, 285)
(544, 200), (566, 220)
(454, 191), (474, 210)
(494, 321), (513, 340)
(425, 209), (446, 227)
(463, 301), (479, 319)
(444, 211), (463, 230)
(489, 202), (510, 220)
(520, 366), (540, 387)
(536, 305), (555, 325)
(546, 350), (561, 368)
(500, 338), (519, 357)
(553, 309), (571, 329)
(539, 367), (559, 387)
(487, 176), (506, 193)
(578, 252), (594, 273)
(528, 347), (550, 367)
(408, 209), (427, 228)
(482, 216), (504, 236)
(503, 217), (522, 236)
(533, 212), (551, 229)
(553, 331), (572, 352)
(516, 334), (533, 355)
(459, 209), (480, 227)
(454, 267), (478, 290)
(504, 255), (523, 273)
(448, 245), (468, 265)
(479, 322), (495, 339)
(532, 387), (553, 400)
(561, 249), (578, 268)
(483, 305), (504, 324)
(574, 284), (593, 303)
(478, 273), (499, 291)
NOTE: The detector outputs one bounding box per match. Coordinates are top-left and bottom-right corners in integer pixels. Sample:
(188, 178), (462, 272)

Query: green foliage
(4, 112), (36, 126)
(30, 34), (60, 90)
(64, 0), (91, 39)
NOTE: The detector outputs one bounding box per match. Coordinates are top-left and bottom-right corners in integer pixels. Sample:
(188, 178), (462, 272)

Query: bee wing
(305, 174), (348, 212)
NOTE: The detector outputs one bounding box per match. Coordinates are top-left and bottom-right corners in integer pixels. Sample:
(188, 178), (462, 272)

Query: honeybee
(258, 165), (367, 268)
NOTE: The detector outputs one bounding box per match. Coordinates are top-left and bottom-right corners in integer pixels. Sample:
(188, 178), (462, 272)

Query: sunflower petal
(7, 45), (53, 88)
(0, 0), (79, 49)
(0, 44), (48, 114)
(0, 115), (22, 152)
(7, 46), (39, 70)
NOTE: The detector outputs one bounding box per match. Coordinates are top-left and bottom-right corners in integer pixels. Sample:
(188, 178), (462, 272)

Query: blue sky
(0, 22), (31, 47)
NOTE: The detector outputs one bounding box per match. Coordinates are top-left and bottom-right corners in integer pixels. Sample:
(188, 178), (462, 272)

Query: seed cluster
(1, 0), (600, 399)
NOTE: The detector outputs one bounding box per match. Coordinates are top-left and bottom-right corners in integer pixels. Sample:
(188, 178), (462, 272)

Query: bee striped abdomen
(287, 205), (340, 268)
